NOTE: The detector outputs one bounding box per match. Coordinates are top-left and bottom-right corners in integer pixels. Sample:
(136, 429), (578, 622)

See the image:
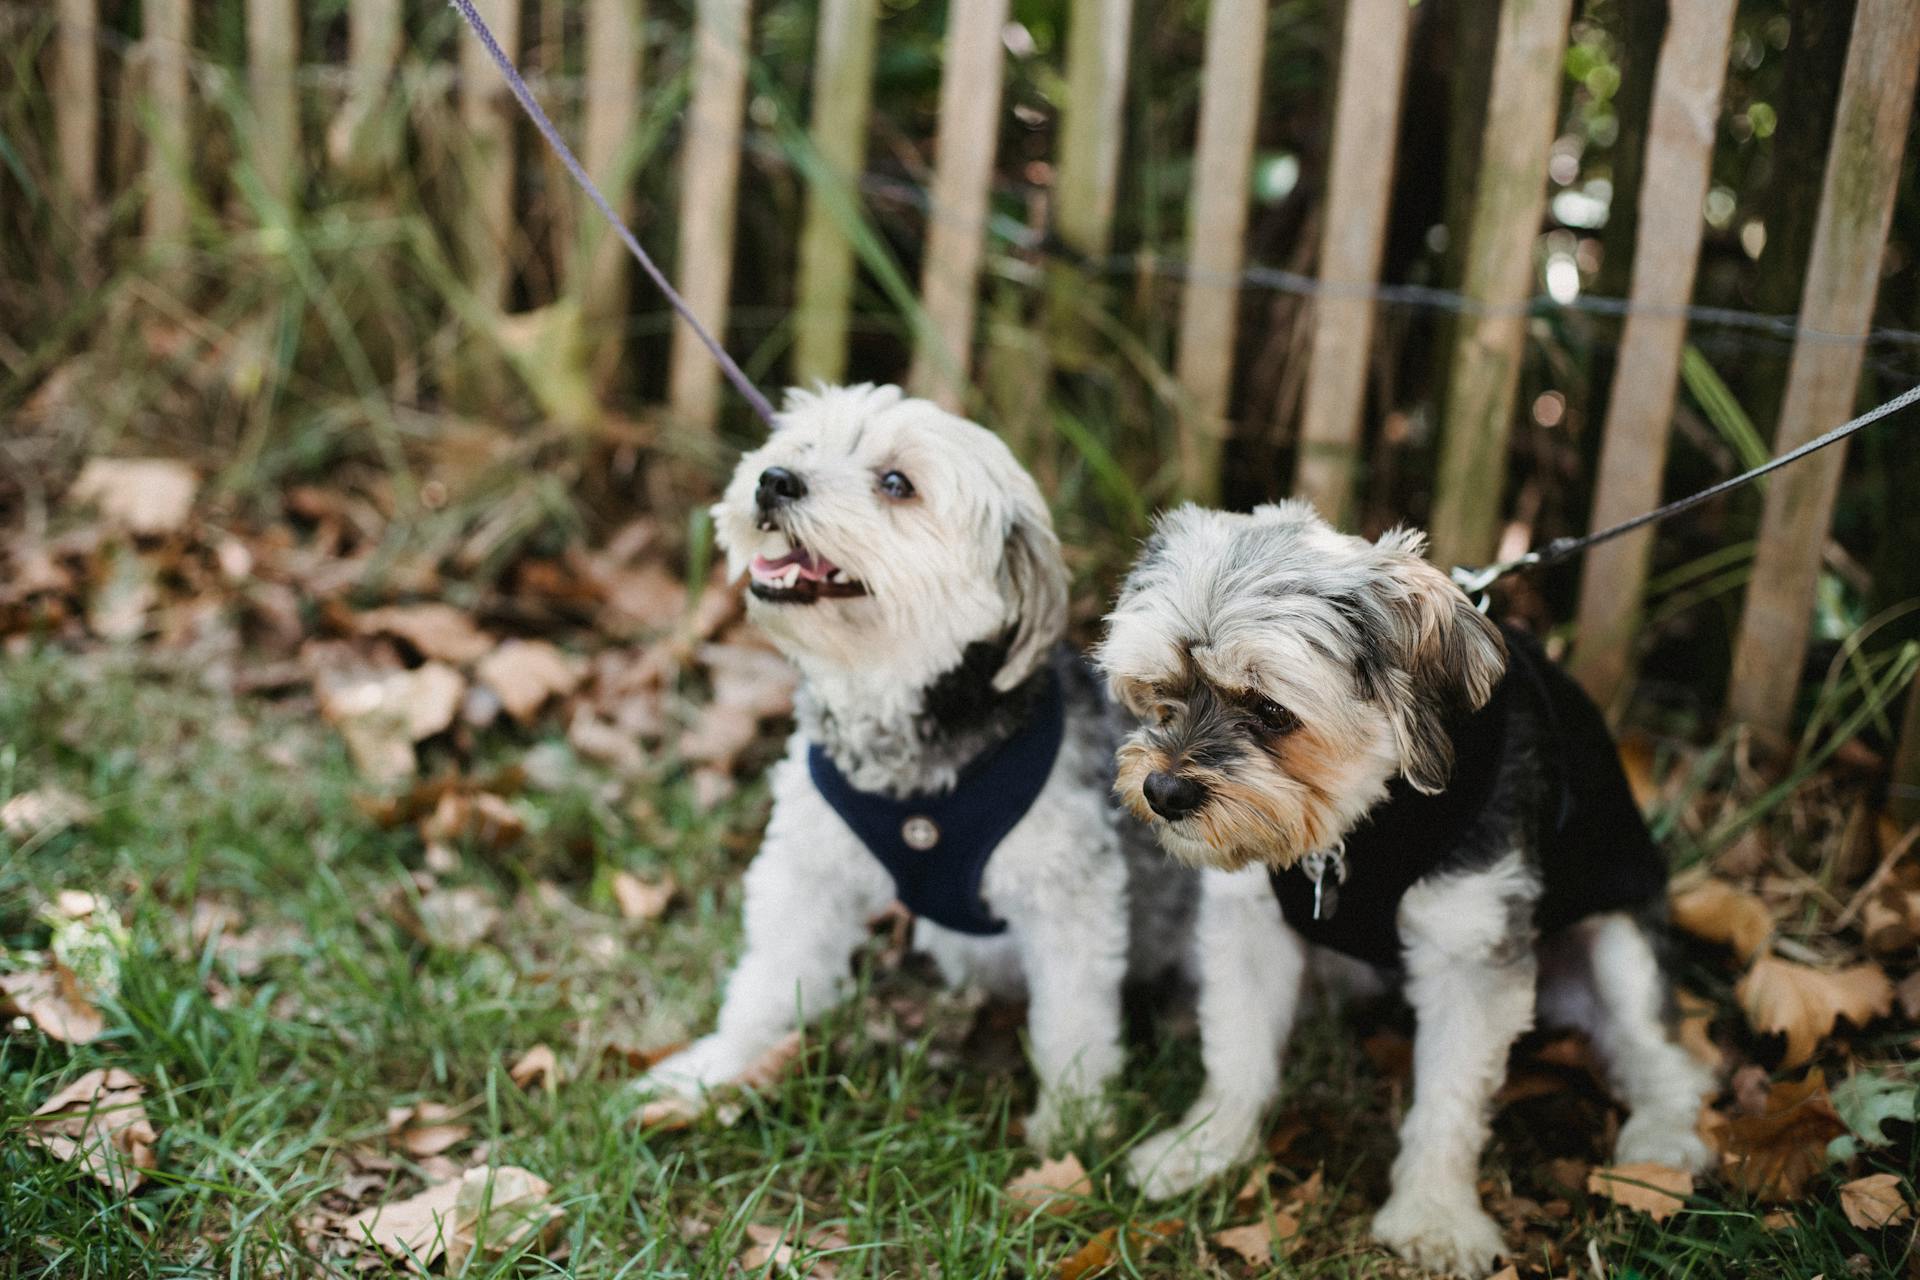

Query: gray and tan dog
(641, 384), (1190, 1146)
(1098, 501), (1712, 1277)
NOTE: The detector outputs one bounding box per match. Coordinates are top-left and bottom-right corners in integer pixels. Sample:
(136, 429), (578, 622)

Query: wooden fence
(35, 0), (1920, 752)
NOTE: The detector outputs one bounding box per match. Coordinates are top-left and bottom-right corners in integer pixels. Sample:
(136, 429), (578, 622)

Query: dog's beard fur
(711, 384), (1069, 790)
(1096, 500), (1506, 871)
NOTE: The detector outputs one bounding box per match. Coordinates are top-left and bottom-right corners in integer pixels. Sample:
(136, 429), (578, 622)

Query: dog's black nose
(1143, 771), (1206, 821)
(756, 467), (807, 512)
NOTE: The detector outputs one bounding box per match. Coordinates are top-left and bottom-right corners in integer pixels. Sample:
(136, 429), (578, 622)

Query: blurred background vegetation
(4, 0), (1919, 735)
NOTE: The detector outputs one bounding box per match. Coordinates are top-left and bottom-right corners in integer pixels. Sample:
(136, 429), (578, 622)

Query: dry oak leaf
(1736, 956), (1894, 1068)
(0, 965), (105, 1044)
(1671, 878), (1774, 961)
(737, 1222), (848, 1278)
(1724, 1070), (1848, 1202)
(316, 663), (466, 785)
(1005, 1154), (1094, 1217)
(1055, 1219), (1182, 1280)
(399, 884), (501, 952)
(1587, 1162), (1693, 1223)
(509, 1044), (560, 1092)
(1210, 1209), (1300, 1266)
(28, 1067), (158, 1191)
(357, 604), (495, 666)
(70, 458), (198, 536)
(341, 1175), (462, 1265)
(611, 870), (675, 922)
(476, 640), (581, 724)
(1838, 1172), (1912, 1230)
(444, 1164), (563, 1269)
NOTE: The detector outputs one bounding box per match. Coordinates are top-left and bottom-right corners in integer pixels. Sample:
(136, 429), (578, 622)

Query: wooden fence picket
(1427, 0), (1575, 569)
(1171, 0), (1270, 510)
(793, 0), (881, 384)
(1569, 0), (1738, 708)
(55, 0), (99, 220)
(333, 0), (403, 176)
(246, 0), (300, 207)
(1055, 0), (1134, 259)
(1292, 0), (1414, 524)
(668, 0), (754, 432)
(579, 0), (647, 375)
(142, 0), (192, 255)
(1726, 0), (1920, 740)
(906, 0), (1009, 410)
(457, 0), (521, 310)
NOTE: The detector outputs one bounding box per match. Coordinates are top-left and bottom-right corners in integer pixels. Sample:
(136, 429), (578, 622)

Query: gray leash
(1452, 380), (1920, 602)
(448, 0), (778, 430)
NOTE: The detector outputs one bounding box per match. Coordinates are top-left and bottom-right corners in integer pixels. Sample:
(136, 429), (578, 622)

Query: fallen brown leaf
(1674, 988), (1723, 1071)
(1005, 1154), (1093, 1216)
(0, 787), (95, 841)
(1586, 1162), (1692, 1223)
(476, 640), (581, 724)
(341, 1175), (463, 1264)
(357, 603), (495, 666)
(1055, 1219), (1182, 1280)
(736, 1222), (847, 1278)
(398, 885), (500, 951)
(444, 1165), (563, 1268)
(1838, 1172), (1911, 1230)
(610, 870), (675, 921)
(1736, 956), (1894, 1067)
(0, 965), (105, 1044)
(27, 1067), (158, 1191)
(1671, 879), (1774, 961)
(1210, 1210), (1298, 1265)
(71, 458), (199, 536)
(509, 1044), (560, 1092)
(1724, 1071), (1848, 1201)
(316, 662), (466, 784)
(386, 1102), (473, 1159)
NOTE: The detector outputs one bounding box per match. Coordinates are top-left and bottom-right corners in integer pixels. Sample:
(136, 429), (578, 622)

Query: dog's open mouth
(748, 545), (868, 603)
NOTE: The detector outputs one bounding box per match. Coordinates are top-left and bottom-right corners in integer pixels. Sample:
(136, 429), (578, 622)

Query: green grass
(3, 650), (1917, 1278)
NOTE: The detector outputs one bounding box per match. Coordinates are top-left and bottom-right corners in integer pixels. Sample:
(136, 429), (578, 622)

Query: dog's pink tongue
(750, 548), (840, 581)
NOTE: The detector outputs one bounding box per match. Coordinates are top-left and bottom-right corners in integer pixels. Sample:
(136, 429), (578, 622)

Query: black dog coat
(1269, 626), (1667, 969)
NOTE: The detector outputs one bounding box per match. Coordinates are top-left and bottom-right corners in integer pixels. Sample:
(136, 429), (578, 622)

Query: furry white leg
(1128, 867), (1305, 1199)
(639, 803), (888, 1104)
(1008, 870), (1131, 1152)
(1372, 855), (1536, 1278)
(1543, 913), (1715, 1173)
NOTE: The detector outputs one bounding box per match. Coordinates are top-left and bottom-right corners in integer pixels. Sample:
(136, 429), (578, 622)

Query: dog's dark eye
(1250, 698), (1299, 736)
(878, 470), (916, 500)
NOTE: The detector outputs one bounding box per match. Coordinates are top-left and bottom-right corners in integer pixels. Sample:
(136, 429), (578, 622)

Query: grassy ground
(3, 642), (1916, 1279)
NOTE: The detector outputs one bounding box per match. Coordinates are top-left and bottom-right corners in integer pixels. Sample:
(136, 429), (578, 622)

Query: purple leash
(447, 0), (779, 430)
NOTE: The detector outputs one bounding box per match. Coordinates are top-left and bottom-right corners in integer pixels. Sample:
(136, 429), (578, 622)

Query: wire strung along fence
(25, 0), (1920, 785)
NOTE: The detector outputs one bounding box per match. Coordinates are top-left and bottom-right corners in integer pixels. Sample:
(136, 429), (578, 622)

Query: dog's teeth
(828, 570), (846, 584)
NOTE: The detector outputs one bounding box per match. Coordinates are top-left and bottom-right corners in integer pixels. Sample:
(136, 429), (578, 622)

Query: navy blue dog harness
(807, 668), (1066, 936)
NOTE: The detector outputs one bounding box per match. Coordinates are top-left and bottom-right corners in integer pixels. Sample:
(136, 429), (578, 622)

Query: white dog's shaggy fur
(1099, 502), (1714, 1277)
(640, 384), (1189, 1146)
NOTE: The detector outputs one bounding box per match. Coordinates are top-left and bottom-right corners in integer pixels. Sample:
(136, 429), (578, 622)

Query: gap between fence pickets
(1569, 0), (1738, 710)
(1292, 0), (1414, 527)
(1727, 0), (1920, 743)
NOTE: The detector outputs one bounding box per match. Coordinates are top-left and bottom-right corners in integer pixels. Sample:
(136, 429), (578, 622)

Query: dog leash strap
(1454, 379), (1920, 599)
(447, 0), (779, 431)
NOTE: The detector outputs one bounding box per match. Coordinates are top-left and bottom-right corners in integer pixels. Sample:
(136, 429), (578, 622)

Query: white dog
(1098, 502), (1713, 1276)
(640, 384), (1190, 1146)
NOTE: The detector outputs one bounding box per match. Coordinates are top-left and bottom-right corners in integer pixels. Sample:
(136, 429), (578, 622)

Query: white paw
(1371, 1192), (1507, 1277)
(632, 1034), (751, 1106)
(1025, 1089), (1115, 1154)
(1125, 1118), (1258, 1201)
(1616, 1111), (1714, 1175)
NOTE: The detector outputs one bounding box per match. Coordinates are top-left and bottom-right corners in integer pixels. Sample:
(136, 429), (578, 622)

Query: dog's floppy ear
(993, 503), (1070, 692)
(1374, 528), (1507, 793)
